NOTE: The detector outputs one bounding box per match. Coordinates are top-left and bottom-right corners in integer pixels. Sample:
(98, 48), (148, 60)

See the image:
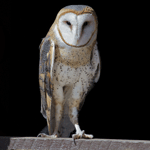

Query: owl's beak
(73, 35), (80, 46)
(75, 28), (82, 45)
(72, 24), (82, 46)
(76, 39), (80, 45)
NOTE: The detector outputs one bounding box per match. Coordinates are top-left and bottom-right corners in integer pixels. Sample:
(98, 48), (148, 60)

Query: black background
(0, 1), (148, 140)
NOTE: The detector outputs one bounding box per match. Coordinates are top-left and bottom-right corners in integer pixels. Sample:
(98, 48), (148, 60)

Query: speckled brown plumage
(38, 5), (100, 139)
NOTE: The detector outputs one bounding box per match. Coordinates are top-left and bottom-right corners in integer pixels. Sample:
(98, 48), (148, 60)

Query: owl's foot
(72, 124), (93, 145)
(72, 130), (93, 139)
(72, 130), (93, 145)
(72, 124), (94, 140)
(37, 133), (58, 138)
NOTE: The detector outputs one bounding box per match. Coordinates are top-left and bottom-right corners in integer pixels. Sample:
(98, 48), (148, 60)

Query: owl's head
(52, 5), (98, 47)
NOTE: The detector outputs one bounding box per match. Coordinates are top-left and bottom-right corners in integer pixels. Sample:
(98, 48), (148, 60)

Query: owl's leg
(51, 84), (64, 137)
(69, 106), (93, 140)
(68, 82), (93, 140)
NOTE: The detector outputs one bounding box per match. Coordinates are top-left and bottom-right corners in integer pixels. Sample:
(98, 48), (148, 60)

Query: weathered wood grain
(0, 136), (150, 150)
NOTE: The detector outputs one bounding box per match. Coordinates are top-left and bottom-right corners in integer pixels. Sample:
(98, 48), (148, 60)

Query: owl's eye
(66, 21), (71, 26)
(83, 21), (89, 27)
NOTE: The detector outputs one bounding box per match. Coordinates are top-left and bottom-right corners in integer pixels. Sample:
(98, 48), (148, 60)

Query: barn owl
(38, 5), (100, 140)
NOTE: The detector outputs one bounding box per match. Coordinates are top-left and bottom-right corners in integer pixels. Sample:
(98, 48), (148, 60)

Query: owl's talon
(37, 133), (58, 138)
(37, 133), (48, 137)
(72, 130), (93, 139)
(83, 133), (94, 139)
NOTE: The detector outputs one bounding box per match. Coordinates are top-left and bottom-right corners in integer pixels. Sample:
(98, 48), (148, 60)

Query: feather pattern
(39, 36), (54, 119)
(38, 5), (100, 139)
(91, 42), (101, 83)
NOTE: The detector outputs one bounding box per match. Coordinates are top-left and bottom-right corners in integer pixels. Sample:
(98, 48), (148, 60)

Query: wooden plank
(31, 139), (44, 149)
(70, 139), (83, 150)
(89, 140), (102, 150)
(128, 142), (143, 150)
(49, 139), (64, 149)
(137, 143), (150, 150)
(99, 140), (112, 150)
(21, 138), (35, 149)
(1, 136), (150, 150)
(39, 139), (53, 150)
(108, 141), (121, 150)
(79, 140), (92, 150)
(8, 138), (16, 149)
(12, 139), (25, 149)
(59, 139), (72, 150)
(117, 142), (131, 150)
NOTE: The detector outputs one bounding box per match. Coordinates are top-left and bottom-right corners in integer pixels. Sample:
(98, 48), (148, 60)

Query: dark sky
(0, 1), (147, 140)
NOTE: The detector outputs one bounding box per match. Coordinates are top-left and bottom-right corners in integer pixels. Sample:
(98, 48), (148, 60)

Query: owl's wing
(78, 42), (101, 111)
(39, 36), (55, 119)
(91, 42), (101, 83)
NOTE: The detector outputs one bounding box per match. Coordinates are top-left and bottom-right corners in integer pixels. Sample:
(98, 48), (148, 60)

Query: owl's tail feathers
(38, 125), (48, 136)
(45, 93), (52, 135)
